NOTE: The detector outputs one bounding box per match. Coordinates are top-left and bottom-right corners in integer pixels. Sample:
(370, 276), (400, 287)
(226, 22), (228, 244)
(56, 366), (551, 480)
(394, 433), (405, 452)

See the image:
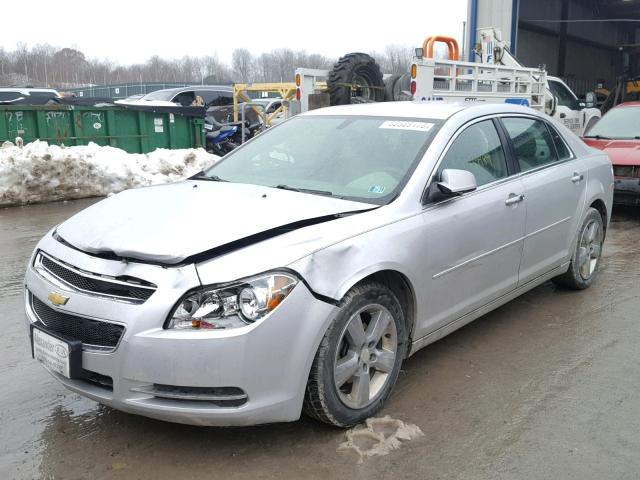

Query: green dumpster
(0, 104), (205, 153)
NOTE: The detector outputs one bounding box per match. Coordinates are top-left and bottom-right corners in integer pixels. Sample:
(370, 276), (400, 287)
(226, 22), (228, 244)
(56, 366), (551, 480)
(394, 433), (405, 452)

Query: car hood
(56, 181), (375, 264)
(583, 138), (640, 166)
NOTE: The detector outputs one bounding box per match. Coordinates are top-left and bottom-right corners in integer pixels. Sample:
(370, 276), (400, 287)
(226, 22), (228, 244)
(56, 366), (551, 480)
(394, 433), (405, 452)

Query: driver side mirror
(584, 91), (596, 108)
(437, 169), (477, 195)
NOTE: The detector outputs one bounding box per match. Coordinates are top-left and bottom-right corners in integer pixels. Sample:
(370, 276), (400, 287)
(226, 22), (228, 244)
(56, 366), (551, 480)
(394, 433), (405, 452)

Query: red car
(583, 102), (640, 205)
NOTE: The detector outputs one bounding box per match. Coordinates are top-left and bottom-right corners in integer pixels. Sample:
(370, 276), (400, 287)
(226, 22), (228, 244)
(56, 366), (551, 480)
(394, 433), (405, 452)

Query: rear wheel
(303, 282), (405, 427)
(553, 207), (604, 289)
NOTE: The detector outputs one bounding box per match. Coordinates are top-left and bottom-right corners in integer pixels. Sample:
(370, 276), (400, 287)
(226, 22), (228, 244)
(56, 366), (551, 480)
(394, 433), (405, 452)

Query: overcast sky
(1, 0), (468, 64)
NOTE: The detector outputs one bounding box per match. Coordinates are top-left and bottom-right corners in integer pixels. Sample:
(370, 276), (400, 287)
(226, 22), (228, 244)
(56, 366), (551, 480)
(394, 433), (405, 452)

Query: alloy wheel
(333, 304), (398, 409)
(578, 219), (602, 280)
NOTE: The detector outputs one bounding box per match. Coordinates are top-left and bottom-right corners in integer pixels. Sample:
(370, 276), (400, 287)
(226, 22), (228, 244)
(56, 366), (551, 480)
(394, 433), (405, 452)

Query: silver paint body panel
(25, 102), (613, 425)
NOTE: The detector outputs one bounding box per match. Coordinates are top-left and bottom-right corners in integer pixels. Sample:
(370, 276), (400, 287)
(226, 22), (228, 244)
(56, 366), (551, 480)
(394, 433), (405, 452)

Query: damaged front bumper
(613, 177), (640, 206)
(24, 233), (338, 426)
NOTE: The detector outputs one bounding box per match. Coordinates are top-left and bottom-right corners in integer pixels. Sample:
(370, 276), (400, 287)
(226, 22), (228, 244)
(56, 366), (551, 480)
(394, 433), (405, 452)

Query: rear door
(499, 116), (586, 285)
(421, 118), (526, 330)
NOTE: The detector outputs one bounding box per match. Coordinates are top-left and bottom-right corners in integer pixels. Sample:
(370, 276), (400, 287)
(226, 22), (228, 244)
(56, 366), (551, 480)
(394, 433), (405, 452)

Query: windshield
(585, 106), (640, 139)
(203, 115), (440, 204)
(140, 90), (175, 101)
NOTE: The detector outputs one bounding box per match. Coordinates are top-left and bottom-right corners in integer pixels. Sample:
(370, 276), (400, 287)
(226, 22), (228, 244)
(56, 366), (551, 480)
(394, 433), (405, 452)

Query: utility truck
(232, 30), (600, 136)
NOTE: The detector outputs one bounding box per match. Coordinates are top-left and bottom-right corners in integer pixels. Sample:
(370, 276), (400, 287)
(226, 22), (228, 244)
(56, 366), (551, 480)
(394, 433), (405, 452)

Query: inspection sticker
(379, 120), (434, 132)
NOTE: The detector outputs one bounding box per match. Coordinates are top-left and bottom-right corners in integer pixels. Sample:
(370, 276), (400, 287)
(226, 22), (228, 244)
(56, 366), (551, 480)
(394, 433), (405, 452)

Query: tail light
(410, 81), (417, 96)
(296, 88), (301, 100)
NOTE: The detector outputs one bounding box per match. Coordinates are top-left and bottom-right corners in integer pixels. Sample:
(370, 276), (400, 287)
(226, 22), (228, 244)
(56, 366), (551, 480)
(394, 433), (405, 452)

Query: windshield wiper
(274, 184), (334, 197)
(190, 171), (227, 182)
(583, 134), (613, 140)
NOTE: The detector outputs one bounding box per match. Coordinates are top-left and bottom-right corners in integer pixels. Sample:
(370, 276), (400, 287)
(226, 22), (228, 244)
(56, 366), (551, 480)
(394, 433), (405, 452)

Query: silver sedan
(24, 102), (613, 427)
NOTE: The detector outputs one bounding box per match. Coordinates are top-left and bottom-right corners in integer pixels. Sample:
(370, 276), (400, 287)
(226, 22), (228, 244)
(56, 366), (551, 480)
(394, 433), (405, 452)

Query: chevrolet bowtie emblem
(48, 292), (69, 306)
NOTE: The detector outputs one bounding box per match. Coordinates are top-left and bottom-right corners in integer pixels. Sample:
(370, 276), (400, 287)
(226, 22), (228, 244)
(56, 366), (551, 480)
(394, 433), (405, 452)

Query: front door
(548, 78), (584, 135)
(419, 118), (527, 333)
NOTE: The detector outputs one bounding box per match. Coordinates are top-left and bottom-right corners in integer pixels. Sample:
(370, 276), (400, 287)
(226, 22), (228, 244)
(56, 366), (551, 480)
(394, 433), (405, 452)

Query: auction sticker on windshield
(32, 328), (73, 378)
(379, 120), (434, 132)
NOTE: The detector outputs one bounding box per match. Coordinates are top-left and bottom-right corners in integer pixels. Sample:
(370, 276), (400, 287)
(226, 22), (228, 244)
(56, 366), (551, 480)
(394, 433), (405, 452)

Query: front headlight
(165, 272), (298, 330)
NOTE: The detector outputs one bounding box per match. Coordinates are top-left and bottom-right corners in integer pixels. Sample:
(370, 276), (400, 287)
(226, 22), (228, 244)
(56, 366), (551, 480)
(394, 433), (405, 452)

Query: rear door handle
(571, 172), (584, 183)
(505, 193), (525, 206)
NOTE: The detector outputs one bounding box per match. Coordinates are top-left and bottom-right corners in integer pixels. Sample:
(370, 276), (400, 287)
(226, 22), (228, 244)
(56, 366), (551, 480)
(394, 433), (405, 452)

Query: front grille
(37, 252), (155, 303)
(614, 165), (639, 178)
(31, 295), (124, 350)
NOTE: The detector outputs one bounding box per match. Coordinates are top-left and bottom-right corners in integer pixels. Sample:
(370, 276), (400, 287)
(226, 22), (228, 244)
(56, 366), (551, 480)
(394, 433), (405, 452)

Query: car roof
(150, 85), (233, 94)
(302, 101), (542, 121)
(0, 87), (59, 94)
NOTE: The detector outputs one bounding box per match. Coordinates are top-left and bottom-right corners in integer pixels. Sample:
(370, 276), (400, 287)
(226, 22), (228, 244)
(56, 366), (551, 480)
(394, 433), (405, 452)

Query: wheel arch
(589, 197), (608, 239)
(348, 269), (417, 359)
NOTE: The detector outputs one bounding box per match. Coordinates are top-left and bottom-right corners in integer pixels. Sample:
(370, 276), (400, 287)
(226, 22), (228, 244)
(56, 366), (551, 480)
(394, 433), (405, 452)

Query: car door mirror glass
(437, 169), (477, 195)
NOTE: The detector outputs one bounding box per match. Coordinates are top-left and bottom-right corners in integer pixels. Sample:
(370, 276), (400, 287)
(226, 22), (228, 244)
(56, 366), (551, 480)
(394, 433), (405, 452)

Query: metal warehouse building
(466, 0), (640, 96)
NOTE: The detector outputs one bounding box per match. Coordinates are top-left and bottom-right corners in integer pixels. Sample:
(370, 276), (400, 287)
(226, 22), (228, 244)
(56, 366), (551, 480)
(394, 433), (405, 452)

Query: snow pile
(0, 140), (219, 207)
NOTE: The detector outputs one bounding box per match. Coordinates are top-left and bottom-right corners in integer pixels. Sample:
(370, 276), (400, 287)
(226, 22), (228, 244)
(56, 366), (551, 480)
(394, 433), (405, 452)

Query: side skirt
(408, 262), (570, 356)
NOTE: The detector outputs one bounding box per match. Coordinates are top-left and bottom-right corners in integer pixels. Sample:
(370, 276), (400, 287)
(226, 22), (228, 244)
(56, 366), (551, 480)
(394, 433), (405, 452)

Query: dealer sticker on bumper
(32, 328), (73, 378)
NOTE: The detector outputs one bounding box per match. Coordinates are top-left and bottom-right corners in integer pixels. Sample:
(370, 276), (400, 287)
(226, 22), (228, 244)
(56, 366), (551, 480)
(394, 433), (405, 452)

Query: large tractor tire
(327, 53), (385, 106)
(384, 74), (401, 102)
(392, 73), (413, 101)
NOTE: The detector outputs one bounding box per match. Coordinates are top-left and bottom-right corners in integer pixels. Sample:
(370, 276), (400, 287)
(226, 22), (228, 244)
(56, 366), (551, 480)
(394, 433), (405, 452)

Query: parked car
(121, 93), (145, 102)
(583, 101), (640, 205)
(25, 102), (613, 427)
(116, 86), (233, 108)
(0, 87), (61, 105)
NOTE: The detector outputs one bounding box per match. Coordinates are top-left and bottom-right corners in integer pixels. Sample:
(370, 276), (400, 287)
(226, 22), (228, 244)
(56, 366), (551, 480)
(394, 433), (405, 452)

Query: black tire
(303, 282), (406, 427)
(393, 72), (412, 101)
(553, 207), (604, 290)
(327, 53), (385, 106)
(384, 74), (401, 102)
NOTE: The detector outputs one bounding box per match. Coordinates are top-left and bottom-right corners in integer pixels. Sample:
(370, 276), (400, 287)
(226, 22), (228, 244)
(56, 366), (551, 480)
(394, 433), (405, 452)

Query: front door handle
(505, 193), (525, 206)
(571, 172), (584, 183)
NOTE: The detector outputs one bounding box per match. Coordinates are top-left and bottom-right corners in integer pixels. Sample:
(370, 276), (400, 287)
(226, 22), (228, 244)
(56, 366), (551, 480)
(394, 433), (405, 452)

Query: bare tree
(232, 48), (254, 83)
(0, 42), (417, 88)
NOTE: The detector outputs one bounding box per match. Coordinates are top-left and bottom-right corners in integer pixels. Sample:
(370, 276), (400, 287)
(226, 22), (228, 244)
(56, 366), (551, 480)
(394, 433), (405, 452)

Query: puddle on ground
(338, 416), (424, 463)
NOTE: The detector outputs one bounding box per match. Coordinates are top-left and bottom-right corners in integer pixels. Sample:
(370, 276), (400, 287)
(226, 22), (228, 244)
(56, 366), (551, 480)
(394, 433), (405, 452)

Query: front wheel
(553, 207), (604, 289)
(303, 282), (405, 427)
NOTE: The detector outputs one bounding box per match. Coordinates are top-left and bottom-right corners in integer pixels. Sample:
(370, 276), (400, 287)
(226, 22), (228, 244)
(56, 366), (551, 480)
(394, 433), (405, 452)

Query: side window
(502, 117), (558, 172)
(172, 91), (196, 106)
(436, 120), (508, 187)
(548, 80), (578, 110)
(203, 91), (233, 107)
(0, 91), (22, 101)
(547, 124), (572, 160)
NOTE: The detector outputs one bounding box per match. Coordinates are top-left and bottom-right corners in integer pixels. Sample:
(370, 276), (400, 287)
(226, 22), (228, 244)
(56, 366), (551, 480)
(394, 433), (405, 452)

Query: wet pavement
(1, 199), (639, 480)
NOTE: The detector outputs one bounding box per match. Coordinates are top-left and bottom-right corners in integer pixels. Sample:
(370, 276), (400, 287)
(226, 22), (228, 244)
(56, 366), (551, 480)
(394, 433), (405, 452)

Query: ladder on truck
(412, 35), (547, 110)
